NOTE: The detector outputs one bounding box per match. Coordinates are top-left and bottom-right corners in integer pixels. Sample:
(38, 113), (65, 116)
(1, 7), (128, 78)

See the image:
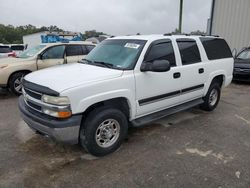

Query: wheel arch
(204, 72), (226, 95)
(80, 97), (132, 128)
(7, 70), (32, 87)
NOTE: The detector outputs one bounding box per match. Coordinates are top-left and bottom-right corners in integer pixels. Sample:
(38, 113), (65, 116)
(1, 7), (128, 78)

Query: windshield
(237, 49), (250, 60)
(82, 39), (146, 69)
(18, 45), (46, 58)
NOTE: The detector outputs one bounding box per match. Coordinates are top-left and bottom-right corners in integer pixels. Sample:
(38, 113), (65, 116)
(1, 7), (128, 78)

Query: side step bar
(131, 98), (204, 127)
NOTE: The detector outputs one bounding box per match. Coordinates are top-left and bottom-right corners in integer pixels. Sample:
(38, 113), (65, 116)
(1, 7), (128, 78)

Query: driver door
(135, 40), (182, 117)
(37, 45), (65, 69)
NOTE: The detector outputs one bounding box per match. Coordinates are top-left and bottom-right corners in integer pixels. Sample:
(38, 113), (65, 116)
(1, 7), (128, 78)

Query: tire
(79, 106), (128, 156)
(9, 72), (27, 96)
(200, 83), (221, 111)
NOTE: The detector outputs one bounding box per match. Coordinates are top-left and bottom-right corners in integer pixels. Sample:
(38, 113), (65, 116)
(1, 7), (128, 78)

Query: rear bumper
(18, 96), (82, 144)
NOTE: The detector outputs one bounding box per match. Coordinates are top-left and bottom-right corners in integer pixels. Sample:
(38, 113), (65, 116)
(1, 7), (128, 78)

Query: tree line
(0, 24), (106, 44)
(0, 24), (206, 44)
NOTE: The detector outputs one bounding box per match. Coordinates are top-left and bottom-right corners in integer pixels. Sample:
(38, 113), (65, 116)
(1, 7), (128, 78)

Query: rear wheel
(80, 106), (128, 156)
(9, 72), (27, 95)
(200, 83), (221, 111)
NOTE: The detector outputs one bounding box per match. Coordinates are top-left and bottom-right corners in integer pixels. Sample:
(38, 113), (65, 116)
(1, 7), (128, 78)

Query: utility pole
(178, 0), (183, 33)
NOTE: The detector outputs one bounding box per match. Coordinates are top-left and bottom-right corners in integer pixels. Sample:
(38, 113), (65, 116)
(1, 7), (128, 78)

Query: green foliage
(0, 24), (107, 44)
(83, 30), (106, 39)
(190, 30), (206, 35)
(0, 24), (64, 44)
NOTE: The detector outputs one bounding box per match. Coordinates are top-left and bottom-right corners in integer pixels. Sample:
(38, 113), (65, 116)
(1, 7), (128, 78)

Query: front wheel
(9, 72), (27, 96)
(80, 106), (128, 156)
(200, 83), (221, 111)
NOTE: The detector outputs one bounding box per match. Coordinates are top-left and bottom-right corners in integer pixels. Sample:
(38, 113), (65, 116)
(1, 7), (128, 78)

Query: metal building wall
(211, 0), (250, 51)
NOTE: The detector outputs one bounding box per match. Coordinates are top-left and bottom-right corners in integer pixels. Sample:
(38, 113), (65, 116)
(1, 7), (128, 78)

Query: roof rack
(163, 33), (220, 37)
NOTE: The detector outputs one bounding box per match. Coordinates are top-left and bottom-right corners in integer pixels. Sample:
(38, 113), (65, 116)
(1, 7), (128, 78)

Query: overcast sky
(0, 0), (212, 35)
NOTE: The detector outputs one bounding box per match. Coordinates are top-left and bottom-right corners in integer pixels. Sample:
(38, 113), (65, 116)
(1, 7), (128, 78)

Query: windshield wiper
(79, 59), (123, 70)
(91, 61), (115, 68)
(78, 59), (92, 64)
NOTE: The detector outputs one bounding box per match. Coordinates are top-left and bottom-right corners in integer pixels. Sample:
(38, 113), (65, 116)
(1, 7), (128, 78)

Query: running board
(131, 98), (203, 127)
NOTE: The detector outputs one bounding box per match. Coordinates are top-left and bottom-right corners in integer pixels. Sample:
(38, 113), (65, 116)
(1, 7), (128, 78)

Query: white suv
(19, 35), (233, 156)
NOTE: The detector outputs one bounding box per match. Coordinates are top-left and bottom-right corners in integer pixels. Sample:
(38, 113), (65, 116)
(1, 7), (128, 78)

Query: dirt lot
(0, 83), (250, 188)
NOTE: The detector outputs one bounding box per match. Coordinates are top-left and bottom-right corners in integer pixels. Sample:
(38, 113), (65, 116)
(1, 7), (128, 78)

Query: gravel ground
(0, 82), (250, 188)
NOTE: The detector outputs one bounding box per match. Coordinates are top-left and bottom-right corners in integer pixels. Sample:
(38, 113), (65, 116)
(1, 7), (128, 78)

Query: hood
(24, 63), (124, 93)
(234, 59), (250, 68)
(0, 57), (33, 65)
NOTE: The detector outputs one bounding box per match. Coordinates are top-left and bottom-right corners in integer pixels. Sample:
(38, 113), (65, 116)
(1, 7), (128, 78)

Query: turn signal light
(57, 111), (72, 118)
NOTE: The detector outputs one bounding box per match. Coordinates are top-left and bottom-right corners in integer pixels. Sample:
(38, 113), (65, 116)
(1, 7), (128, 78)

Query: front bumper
(19, 96), (82, 144)
(233, 72), (250, 82)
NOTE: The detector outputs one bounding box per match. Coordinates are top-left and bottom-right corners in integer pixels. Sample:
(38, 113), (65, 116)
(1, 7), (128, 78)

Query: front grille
(23, 87), (43, 113)
(234, 68), (250, 73)
(24, 88), (42, 100)
(26, 100), (42, 111)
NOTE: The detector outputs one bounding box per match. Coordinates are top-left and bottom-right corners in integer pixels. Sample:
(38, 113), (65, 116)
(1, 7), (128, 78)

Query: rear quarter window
(200, 37), (232, 60)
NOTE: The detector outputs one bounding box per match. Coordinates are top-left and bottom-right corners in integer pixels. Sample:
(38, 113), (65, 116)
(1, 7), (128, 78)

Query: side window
(200, 37), (232, 60)
(177, 39), (201, 65)
(144, 42), (176, 67)
(81, 45), (88, 55)
(42, 45), (65, 59)
(66, 45), (83, 56)
(86, 45), (95, 52)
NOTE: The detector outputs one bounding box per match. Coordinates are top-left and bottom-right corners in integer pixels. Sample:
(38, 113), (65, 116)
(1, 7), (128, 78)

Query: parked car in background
(10, 44), (27, 56)
(233, 47), (250, 82)
(0, 45), (16, 58)
(0, 41), (95, 95)
(19, 34), (233, 156)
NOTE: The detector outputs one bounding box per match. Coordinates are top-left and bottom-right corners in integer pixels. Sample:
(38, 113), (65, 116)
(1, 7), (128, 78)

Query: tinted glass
(11, 45), (24, 51)
(145, 42), (176, 67)
(86, 45), (95, 52)
(0, 46), (12, 53)
(85, 39), (146, 69)
(66, 45), (83, 56)
(81, 45), (88, 55)
(200, 37), (232, 60)
(42, 45), (65, 59)
(177, 40), (201, 65)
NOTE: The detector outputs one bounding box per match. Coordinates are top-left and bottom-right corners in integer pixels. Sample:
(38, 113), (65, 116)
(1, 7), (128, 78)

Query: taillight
(8, 52), (16, 57)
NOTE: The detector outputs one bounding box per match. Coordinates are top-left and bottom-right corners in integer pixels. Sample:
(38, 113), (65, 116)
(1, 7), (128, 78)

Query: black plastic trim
(138, 84), (204, 106)
(23, 79), (59, 96)
(182, 84), (204, 93)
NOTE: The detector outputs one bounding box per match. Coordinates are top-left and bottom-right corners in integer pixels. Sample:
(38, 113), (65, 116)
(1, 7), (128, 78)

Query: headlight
(41, 95), (72, 118)
(42, 95), (70, 105)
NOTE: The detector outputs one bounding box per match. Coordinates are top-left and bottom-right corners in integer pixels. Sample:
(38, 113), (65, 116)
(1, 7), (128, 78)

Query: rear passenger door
(65, 45), (85, 63)
(176, 39), (207, 102)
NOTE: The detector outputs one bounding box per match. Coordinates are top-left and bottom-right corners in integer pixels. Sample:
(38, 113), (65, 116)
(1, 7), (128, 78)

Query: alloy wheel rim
(209, 89), (218, 106)
(95, 119), (120, 148)
(14, 75), (24, 93)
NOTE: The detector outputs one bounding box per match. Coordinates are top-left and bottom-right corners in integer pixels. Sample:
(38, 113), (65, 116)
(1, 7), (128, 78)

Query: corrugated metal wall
(211, 0), (250, 51)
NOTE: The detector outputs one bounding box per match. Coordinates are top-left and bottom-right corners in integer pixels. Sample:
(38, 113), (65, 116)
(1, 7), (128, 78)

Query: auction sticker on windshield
(124, 43), (140, 49)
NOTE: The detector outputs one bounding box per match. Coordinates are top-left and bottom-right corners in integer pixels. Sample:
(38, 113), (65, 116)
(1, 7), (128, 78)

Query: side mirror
(37, 54), (42, 60)
(141, 60), (171, 72)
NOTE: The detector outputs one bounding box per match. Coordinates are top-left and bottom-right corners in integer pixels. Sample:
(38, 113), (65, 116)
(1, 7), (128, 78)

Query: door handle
(199, 68), (204, 74)
(173, 72), (181, 79)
